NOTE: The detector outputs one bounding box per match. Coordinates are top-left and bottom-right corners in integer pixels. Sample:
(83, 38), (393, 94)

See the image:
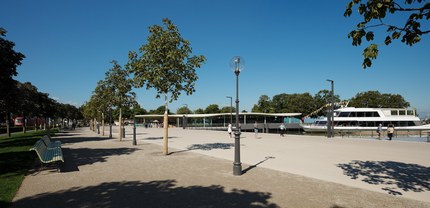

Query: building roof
(135, 112), (301, 118)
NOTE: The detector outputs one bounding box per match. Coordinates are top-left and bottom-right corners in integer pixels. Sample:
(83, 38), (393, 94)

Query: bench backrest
(30, 140), (48, 162)
(41, 135), (51, 147)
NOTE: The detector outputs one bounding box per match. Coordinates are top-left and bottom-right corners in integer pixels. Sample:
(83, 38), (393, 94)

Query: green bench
(41, 135), (62, 149)
(30, 138), (64, 172)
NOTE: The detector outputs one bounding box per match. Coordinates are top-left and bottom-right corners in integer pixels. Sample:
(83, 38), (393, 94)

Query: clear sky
(2, 1), (429, 117)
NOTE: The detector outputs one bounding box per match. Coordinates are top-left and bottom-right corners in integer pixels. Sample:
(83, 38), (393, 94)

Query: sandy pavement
(11, 127), (430, 208)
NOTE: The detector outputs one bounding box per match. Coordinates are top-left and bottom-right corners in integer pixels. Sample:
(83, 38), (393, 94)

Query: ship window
(399, 110), (406, 115)
(364, 112), (377, 117)
(391, 110), (398, 115)
(339, 112), (350, 117)
(407, 110), (414, 115)
(399, 121), (408, 126)
(357, 112), (365, 117)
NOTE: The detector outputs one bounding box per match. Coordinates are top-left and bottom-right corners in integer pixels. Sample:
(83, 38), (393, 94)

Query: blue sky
(2, 1), (429, 117)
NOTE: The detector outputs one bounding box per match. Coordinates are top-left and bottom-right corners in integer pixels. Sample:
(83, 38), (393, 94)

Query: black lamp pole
(233, 57), (242, 176)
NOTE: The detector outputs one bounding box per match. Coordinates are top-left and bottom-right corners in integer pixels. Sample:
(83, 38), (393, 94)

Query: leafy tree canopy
(345, 0), (430, 68)
(177, 106), (192, 114)
(0, 28), (25, 115)
(204, 104), (220, 114)
(194, 108), (205, 114)
(220, 106), (236, 113)
(149, 106), (172, 115)
(252, 95), (274, 113)
(348, 90), (410, 108)
(127, 18), (206, 102)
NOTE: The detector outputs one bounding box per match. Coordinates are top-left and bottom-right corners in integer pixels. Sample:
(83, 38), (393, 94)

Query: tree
(127, 18), (206, 155)
(149, 105), (172, 115)
(204, 104), (220, 114)
(348, 90), (410, 108)
(252, 95), (273, 113)
(344, 0), (430, 68)
(194, 108), (205, 114)
(0, 28), (25, 137)
(16, 82), (39, 133)
(220, 106), (236, 113)
(312, 90), (342, 118)
(177, 106), (192, 114)
(104, 60), (136, 141)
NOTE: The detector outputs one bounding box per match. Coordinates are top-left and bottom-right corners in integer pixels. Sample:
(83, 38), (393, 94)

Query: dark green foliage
(204, 104), (220, 114)
(348, 90), (410, 108)
(344, 0), (430, 68)
(127, 18), (206, 102)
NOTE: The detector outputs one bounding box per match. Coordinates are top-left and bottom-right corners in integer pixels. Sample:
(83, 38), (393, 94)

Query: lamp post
(226, 96), (233, 125)
(230, 56), (244, 176)
(133, 115), (137, 145)
(326, 79), (334, 138)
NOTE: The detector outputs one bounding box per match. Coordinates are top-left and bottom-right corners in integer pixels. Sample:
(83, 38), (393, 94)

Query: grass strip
(0, 129), (58, 207)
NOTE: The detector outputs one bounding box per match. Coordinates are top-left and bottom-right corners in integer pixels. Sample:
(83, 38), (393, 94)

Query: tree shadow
(337, 160), (430, 195)
(187, 143), (234, 151)
(242, 156), (275, 175)
(58, 136), (111, 145)
(12, 180), (280, 208)
(58, 147), (139, 173)
(168, 143), (235, 155)
(142, 136), (178, 140)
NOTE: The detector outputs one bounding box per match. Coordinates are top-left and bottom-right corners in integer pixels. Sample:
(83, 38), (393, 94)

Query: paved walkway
(12, 127), (430, 208)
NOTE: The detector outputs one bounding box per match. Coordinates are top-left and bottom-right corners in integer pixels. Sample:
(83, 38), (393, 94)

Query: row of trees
(131, 90), (409, 119)
(83, 18), (206, 155)
(1, 28), (82, 136)
(251, 90), (410, 118)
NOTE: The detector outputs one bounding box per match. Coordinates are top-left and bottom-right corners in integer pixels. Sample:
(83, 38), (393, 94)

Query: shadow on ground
(243, 156), (275, 175)
(337, 160), (430, 195)
(59, 147), (139, 172)
(142, 136), (178, 140)
(169, 143), (234, 155)
(12, 180), (279, 208)
(187, 143), (234, 151)
(57, 136), (111, 145)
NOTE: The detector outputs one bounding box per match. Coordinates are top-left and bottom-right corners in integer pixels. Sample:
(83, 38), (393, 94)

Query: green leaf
(365, 31), (374, 41)
(384, 36), (392, 45)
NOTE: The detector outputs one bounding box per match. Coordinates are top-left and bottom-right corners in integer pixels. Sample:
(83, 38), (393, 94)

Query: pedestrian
(254, 121), (259, 138)
(227, 123), (232, 138)
(387, 124), (395, 140)
(377, 123), (382, 139)
(279, 123), (286, 137)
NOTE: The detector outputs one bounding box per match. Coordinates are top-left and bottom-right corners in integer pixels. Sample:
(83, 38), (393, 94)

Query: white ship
(301, 107), (430, 132)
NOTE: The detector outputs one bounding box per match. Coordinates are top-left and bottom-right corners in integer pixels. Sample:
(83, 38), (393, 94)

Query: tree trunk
(163, 94), (169, 155)
(102, 112), (105, 136)
(6, 112), (11, 137)
(22, 113), (26, 134)
(119, 108), (122, 141)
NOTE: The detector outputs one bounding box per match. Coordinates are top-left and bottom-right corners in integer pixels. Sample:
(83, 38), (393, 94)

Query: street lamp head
(230, 56), (245, 74)
(326, 79), (333, 83)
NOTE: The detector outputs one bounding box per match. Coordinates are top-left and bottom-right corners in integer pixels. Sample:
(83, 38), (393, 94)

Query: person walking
(279, 123), (286, 137)
(387, 124), (395, 140)
(377, 123), (382, 139)
(254, 121), (259, 138)
(227, 123), (232, 138)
